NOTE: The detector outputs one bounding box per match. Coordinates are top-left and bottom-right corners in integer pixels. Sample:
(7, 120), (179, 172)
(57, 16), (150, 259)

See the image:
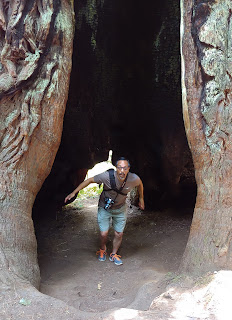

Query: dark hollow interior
(33, 0), (197, 219)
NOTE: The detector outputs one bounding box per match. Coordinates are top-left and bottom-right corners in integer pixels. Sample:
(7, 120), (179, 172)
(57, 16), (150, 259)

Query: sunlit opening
(86, 150), (115, 178)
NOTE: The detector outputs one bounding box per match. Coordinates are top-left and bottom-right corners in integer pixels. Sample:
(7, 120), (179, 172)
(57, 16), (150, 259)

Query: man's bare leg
(100, 231), (108, 250)
(112, 231), (123, 254)
(97, 231), (108, 261)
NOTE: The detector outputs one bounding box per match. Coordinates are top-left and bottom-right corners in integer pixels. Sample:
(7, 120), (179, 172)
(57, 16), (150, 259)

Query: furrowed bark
(0, 0), (74, 288)
(180, 0), (232, 273)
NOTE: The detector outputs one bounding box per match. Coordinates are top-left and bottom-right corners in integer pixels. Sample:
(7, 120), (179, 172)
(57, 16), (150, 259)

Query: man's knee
(100, 231), (108, 238)
(114, 231), (123, 239)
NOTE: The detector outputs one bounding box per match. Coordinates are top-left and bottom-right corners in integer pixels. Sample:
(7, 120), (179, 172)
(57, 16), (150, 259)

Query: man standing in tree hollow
(65, 157), (145, 265)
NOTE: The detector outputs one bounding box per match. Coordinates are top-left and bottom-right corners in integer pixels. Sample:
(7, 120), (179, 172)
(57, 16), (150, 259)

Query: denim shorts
(97, 205), (127, 232)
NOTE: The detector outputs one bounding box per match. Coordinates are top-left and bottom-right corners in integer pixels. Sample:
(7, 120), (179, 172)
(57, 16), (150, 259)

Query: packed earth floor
(36, 197), (193, 318)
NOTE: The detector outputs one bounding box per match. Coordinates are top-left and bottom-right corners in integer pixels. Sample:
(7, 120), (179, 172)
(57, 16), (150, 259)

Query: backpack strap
(108, 169), (116, 190)
(103, 169), (128, 196)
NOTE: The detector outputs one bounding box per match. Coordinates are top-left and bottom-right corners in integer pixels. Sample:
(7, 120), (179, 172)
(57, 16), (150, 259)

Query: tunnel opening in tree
(33, 0), (196, 219)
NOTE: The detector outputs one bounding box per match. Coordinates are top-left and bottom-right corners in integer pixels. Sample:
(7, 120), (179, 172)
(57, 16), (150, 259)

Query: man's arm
(64, 177), (95, 203)
(137, 179), (145, 210)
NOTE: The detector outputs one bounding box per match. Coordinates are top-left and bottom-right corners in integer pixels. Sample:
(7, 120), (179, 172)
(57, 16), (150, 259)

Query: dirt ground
(36, 197), (193, 318)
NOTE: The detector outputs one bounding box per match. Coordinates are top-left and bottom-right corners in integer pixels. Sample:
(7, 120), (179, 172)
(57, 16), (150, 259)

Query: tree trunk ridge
(0, 0), (74, 290)
(181, 0), (232, 273)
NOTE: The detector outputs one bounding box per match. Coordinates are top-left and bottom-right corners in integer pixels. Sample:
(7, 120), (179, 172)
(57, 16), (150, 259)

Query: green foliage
(78, 184), (103, 199)
(73, 184), (103, 208)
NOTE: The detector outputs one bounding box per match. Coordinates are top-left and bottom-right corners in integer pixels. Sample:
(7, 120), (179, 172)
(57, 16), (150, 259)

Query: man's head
(115, 157), (130, 181)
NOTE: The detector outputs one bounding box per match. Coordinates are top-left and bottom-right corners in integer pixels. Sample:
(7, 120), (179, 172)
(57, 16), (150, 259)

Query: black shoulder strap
(103, 169), (128, 196)
(108, 169), (116, 190)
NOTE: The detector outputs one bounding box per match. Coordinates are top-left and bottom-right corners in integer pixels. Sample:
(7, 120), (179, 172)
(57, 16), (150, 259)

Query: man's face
(116, 160), (130, 181)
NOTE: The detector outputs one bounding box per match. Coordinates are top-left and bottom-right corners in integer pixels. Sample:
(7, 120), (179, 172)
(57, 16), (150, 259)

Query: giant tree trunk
(180, 0), (232, 273)
(0, 0), (74, 289)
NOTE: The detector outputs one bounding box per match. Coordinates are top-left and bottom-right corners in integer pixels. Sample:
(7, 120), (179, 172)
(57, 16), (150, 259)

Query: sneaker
(109, 253), (123, 265)
(96, 249), (107, 261)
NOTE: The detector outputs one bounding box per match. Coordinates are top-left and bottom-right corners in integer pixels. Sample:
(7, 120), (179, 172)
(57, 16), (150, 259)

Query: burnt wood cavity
(33, 0), (196, 218)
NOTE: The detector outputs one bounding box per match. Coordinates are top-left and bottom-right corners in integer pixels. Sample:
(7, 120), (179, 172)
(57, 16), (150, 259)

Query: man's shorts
(97, 205), (127, 233)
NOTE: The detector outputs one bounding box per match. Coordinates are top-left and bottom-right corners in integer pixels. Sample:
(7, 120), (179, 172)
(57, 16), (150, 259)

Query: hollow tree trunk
(0, 0), (74, 289)
(180, 0), (232, 273)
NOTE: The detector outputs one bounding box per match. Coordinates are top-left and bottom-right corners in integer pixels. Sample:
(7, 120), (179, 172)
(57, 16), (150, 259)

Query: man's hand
(65, 192), (76, 203)
(137, 179), (145, 210)
(64, 177), (95, 204)
(138, 197), (145, 210)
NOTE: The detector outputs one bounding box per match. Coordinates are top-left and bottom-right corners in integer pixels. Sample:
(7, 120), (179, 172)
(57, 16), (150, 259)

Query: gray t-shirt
(94, 170), (140, 209)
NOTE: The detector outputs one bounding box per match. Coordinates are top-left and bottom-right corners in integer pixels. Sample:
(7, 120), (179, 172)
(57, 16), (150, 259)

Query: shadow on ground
(36, 198), (192, 317)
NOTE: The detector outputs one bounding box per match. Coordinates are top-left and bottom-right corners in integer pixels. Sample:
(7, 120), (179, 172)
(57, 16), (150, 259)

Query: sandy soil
(36, 197), (193, 318)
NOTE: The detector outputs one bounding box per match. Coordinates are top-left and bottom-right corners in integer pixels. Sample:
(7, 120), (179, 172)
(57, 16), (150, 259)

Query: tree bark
(180, 0), (232, 273)
(0, 0), (74, 289)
